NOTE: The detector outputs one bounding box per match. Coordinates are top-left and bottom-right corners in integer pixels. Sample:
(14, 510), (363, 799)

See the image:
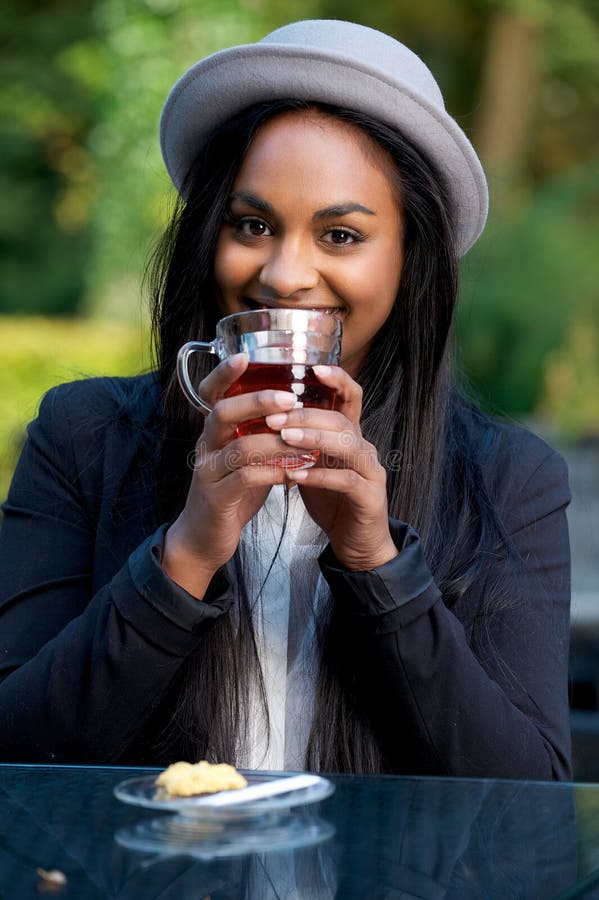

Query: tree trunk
(475, 8), (542, 197)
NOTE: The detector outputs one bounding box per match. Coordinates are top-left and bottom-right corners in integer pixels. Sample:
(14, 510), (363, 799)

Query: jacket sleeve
(0, 385), (233, 764)
(319, 445), (572, 781)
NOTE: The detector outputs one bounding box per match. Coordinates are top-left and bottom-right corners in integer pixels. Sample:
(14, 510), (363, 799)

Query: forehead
(233, 109), (400, 201)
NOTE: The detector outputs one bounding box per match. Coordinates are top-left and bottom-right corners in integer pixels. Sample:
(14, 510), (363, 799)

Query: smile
(242, 298), (343, 316)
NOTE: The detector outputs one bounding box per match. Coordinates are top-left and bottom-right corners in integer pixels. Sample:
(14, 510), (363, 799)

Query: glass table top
(1, 763), (599, 898)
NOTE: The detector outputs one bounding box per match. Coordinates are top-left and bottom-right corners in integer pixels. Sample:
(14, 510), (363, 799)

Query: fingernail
(313, 365), (331, 377)
(281, 428), (303, 443)
(265, 413), (288, 428)
(287, 468), (308, 480)
(274, 392), (299, 406)
(228, 352), (248, 365)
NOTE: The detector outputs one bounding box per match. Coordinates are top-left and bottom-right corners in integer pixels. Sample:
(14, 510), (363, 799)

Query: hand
(265, 365), (398, 572)
(163, 353), (304, 598)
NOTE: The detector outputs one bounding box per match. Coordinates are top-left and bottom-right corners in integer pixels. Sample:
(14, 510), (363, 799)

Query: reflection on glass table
(1, 764), (599, 898)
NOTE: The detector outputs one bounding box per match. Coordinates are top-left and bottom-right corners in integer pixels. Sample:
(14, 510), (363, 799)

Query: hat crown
(261, 20), (445, 111)
(160, 18), (488, 255)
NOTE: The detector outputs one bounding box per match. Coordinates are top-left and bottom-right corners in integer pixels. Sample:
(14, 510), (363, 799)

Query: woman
(0, 20), (571, 778)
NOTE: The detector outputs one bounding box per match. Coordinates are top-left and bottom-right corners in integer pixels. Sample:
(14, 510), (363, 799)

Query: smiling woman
(213, 109), (404, 378)
(0, 20), (571, 780)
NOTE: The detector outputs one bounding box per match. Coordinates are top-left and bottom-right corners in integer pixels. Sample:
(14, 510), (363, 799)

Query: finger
(279, 427), (382, 480)
(193, 433), (310, 481)
(312, 365), (363, 425)
(221, 463), (289, 492)
(203, 463), (288, 510)
(198, 353), (249, 408)
(203, 389), (300, 448)
(285, 465), (375, 496)
(264, 406), (355, 435)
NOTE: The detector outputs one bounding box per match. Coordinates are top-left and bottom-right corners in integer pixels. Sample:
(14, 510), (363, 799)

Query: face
(213, 110), (404, 377)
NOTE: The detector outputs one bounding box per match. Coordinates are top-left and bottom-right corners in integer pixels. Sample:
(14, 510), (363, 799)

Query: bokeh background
(1, 0), (598, 726)
(2, 0), (598, 470)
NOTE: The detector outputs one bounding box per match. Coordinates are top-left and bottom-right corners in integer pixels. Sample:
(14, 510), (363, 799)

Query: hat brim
(160, 43), (488, 257)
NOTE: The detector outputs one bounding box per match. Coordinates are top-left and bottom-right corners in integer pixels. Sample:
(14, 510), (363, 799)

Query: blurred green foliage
(541, 319), (599, 440)
(457, 160), (599, 417)
(0, 317), (148, 502)
(0, 0), (321, 318)
(0, 0), (598, 502)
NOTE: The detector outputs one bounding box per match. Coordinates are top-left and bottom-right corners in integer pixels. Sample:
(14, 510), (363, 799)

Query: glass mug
(177, 308), (342, 469)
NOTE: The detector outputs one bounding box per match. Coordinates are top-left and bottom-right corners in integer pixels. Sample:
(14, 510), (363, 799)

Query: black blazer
(0, 375), (572, 777)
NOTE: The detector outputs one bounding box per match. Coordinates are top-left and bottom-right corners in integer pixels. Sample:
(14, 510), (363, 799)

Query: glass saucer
(114, 771), (335, 823)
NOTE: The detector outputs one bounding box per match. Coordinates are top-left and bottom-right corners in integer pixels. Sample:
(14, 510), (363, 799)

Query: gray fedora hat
(160, 19), (488, 256)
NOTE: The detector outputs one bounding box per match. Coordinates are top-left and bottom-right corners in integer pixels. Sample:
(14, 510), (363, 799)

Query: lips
(242, 297), (343, 315)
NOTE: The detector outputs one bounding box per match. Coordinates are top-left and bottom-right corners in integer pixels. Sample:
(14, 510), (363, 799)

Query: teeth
(243, 300), (342, 315)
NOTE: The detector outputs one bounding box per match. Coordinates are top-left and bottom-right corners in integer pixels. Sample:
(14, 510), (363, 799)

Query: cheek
(213, 238), (241, 292)
(344, 251), (402, 313)
(372, 246), (403, 311)
(214, 241), (261, 296)
(212, 237), (228, 290)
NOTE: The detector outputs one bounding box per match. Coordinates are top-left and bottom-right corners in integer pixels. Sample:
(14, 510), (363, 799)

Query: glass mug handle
(176, 340), (220, 413)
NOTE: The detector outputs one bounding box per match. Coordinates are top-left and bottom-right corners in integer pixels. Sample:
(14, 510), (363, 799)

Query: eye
(233, 217), (273, 238)
(322, 227), (364, 246)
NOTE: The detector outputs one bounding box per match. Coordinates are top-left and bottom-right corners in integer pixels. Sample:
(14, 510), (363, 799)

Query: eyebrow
(229, 191), (375, 219)
(229, 191), (273, 214)
(313, 203), (375, 220)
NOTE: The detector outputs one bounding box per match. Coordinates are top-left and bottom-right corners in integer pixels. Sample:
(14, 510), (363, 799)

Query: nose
(258, 237), (319, 298)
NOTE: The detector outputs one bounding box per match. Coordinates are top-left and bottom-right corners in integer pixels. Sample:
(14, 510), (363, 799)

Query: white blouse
(236, 483), (331, 771)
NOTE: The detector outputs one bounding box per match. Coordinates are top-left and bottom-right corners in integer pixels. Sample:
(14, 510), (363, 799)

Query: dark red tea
(224, 362), (337, 468)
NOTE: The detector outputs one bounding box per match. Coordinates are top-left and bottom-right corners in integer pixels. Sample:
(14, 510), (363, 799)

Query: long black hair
(147, 100), (509, 771)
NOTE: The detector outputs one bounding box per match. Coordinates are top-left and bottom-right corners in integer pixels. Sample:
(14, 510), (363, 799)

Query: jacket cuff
(128, 524), (234, 633)
(318, 518), (441, 633)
